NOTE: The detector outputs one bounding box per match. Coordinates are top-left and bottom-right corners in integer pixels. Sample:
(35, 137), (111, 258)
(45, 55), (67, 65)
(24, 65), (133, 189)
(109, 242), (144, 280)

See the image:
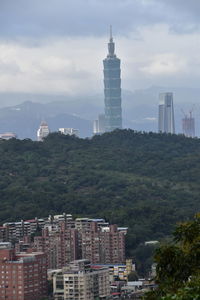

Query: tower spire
(110, 25), (113, 42)
(108, 25), (115, 56)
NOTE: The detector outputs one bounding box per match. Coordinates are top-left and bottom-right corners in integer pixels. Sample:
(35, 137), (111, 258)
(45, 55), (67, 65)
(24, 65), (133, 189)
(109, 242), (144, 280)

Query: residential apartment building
(80, 222), (126, 264)
(0, 214), (127, 269)
(53, 259), (110, 300)
(34, 225), (78, 269)
(0, 243), (47, 300)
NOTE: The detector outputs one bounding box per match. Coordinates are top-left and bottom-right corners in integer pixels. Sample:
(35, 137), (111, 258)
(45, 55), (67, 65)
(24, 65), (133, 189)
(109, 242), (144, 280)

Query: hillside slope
(0, 130), (200, 253)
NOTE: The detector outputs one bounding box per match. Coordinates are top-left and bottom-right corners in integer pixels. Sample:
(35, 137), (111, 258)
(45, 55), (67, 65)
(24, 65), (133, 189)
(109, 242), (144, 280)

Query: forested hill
(1, 130), (200, 251)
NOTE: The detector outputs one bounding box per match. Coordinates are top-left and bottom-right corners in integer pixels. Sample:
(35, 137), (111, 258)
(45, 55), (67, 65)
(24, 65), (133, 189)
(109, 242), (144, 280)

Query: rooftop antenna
(110, 25), (113, 41)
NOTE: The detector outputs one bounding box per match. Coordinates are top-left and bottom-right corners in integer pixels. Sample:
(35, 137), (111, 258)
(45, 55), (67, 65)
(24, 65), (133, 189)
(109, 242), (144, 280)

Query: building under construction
(182, 111), (195, 138)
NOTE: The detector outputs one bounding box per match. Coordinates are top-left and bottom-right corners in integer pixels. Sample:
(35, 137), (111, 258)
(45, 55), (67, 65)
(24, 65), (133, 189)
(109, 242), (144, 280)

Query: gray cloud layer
(0, 0), (200, 97)
(1, 0), (199, 41)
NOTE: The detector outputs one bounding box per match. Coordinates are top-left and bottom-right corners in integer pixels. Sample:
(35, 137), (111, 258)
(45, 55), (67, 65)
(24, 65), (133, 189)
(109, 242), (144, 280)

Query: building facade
(34, 225), (78, 270)
(37, 121), (50, 141)
(158, 93), (175, 134)
(93, 114), (106, 135)
(103, 28), (122, 132)
(182, 112), (195, 137)
(0, 243), (47, 300)
(53, 259), (110, 300)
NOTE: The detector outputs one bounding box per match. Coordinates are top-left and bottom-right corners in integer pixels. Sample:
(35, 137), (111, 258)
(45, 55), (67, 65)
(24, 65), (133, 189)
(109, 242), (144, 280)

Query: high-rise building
(53, 259), (110, 300)
(103, 27), (122, 132)
(182, 111), (195, 138)
(0, 243), (47, 300)
(93, 114), (106, 135)
(158, 93), (175, 134)
(37, 121), (50, 141)
(76, 219), (126, 264)
(34, 225), (78, 270)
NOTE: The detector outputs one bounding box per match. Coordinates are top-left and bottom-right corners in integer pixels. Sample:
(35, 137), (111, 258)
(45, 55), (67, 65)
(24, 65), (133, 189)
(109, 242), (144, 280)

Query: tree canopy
(145, 214), (200, 299)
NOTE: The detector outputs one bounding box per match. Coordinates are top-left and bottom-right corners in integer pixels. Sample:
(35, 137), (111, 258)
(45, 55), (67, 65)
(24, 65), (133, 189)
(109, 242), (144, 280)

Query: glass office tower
(103, 28), (122, 132)
(158, 93), (175, 134)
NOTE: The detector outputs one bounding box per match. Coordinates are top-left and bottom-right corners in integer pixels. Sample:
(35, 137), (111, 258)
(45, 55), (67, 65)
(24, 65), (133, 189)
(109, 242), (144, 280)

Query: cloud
(140, 53), (186, 75)
(0, 37), (103, 94)
(0, 1), (200, 96)
(0, 0), (184, 41)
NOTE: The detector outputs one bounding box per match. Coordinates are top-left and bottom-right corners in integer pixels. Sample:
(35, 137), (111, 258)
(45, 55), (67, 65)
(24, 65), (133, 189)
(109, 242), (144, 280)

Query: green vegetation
(144, 214), (200, 299)
(0, 129), (200, 274)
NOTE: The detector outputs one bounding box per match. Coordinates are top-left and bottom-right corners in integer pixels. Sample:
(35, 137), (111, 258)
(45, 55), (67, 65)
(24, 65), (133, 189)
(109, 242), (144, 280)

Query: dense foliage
(0, 129), (200, 272)
(144, 214), (200, 299)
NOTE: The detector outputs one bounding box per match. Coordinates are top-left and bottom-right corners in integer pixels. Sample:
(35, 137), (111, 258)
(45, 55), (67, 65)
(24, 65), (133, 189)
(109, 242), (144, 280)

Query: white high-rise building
(37, 121), (50, 141)
(158, 93), (175, 134)
(59, 128), (79, 137)
(93, 114), (105, 135)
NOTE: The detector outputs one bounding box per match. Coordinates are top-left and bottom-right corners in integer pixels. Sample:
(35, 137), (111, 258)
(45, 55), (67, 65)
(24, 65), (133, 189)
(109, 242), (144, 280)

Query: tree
(144, 214), (200, 299)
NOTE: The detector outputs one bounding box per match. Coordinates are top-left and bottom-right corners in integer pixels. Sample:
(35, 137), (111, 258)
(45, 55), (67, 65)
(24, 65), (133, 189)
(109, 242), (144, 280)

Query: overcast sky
(1, 0), (200, 95)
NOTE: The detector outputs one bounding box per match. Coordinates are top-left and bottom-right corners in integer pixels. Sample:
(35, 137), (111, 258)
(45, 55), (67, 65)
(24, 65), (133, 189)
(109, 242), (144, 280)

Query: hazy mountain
(0, 86), (200, 138)
(0, 101), (92, 139)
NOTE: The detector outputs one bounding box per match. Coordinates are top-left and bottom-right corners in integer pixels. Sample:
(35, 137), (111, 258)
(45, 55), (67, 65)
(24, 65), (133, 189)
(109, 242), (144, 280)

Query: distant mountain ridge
(0, 101), (92, 139)
(0, 86), (200, 138)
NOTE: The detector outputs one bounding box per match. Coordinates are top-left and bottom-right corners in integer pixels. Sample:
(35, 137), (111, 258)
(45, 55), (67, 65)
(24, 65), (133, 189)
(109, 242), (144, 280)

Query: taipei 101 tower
(103, 27), (122, 131)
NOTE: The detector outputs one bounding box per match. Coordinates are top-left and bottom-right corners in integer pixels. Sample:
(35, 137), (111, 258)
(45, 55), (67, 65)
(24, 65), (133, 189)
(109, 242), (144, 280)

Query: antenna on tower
(110, 25), (113, 41)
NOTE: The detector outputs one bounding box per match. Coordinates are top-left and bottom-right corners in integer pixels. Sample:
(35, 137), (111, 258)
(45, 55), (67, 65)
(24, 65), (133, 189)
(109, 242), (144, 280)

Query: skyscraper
(158, 93), (175, 134)
(103, 27), (122, 132)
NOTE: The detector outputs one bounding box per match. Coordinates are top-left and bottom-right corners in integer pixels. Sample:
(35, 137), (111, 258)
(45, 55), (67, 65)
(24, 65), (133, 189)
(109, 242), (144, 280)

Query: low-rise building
(92, 259), (135, 282)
